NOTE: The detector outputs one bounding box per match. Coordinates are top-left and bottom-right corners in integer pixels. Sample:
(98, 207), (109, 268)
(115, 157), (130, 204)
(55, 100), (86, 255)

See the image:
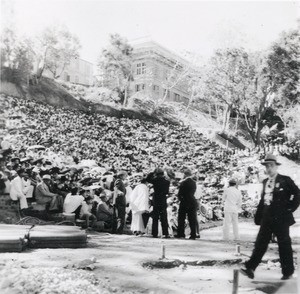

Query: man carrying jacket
(241, 154), (300, 280)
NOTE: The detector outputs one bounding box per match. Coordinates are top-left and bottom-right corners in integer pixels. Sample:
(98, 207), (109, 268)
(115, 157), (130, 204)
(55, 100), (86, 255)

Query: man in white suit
(10, 169), (29, 211)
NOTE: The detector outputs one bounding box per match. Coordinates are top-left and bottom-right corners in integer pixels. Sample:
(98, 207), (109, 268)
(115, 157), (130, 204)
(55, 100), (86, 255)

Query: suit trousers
(112, 205), (126, 234)
(177, 203), (197, 238)
(152, 204), (169, 237)
(246, 213), (294, 276)
(223, 212), (239, 240)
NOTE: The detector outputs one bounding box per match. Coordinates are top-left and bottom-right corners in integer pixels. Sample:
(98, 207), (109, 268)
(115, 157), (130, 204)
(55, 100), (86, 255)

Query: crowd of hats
(0, 95), (263, 222)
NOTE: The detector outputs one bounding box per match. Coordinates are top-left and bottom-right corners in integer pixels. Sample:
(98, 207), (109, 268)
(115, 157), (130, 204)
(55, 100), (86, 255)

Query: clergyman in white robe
(130, 183), (149, 233)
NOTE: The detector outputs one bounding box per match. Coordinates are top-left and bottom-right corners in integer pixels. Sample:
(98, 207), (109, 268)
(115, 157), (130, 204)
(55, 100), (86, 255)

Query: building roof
(130, 37), (190, 67)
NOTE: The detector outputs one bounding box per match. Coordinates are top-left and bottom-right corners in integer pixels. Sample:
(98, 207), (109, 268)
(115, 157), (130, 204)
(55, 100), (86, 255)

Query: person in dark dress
(112, 171), (127, 234)
(176, 169), (198, 240)
(241, 154), (300, 280)
(147, 168), (170, 238)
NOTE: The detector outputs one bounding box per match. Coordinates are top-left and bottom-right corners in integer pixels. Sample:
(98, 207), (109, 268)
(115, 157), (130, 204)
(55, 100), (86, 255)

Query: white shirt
(10, 176), (25, 201)
(223, 186), (242, 213)
(63, 194), (85, 213)
(264, 174), (277, 205)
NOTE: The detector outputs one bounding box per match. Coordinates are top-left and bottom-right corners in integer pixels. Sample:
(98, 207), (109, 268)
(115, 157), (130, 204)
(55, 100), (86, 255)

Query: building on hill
(98, 38), (193, 104)
(39, 57), (94, 87)
(130, 38), (192, 104)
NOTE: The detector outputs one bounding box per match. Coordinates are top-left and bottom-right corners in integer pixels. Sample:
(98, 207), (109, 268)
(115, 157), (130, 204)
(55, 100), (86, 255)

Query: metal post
(161, 244), (166, 259)
(235, 245), (241, 256)
(232, 269), (239, 294)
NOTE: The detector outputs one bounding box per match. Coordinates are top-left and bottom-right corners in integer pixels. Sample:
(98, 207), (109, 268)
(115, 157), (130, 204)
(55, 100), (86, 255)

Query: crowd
(0, 94), (266, 238)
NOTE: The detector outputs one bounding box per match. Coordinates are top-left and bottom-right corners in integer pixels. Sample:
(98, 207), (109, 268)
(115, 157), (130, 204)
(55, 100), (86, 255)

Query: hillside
(0, 78), (230, 140)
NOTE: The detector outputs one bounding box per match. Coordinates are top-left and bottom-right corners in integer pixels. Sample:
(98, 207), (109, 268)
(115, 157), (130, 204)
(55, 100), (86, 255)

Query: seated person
(96, 193), (113, 226)
(35, 174), (63, 213)
(63, 187), (85, 219)
(80, 196), (97, 228)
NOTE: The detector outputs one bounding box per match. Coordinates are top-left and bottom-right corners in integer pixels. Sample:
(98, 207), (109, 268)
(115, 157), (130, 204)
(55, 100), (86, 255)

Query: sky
(1, 0), (299, 64)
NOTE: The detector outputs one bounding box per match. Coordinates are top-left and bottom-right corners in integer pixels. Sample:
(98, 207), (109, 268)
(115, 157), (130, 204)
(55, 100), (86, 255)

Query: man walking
(147, 168), (170, 238)
(222, 178), (242, 241)
(241, 154), (300, 280)
(176, 169), (197, 240)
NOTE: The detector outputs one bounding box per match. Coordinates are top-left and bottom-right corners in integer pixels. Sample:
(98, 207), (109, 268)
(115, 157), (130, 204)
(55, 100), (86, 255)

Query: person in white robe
(130, 179), (149, 235)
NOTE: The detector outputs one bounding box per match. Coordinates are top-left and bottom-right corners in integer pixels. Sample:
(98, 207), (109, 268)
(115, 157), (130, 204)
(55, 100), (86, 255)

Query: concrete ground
(0, 219), (299, 294)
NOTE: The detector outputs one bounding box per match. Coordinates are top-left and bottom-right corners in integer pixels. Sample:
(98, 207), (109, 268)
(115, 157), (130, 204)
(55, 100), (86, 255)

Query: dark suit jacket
(147, 174), (170, 206)
(256, 174), (300, 226)
(178, 177), (197, 208)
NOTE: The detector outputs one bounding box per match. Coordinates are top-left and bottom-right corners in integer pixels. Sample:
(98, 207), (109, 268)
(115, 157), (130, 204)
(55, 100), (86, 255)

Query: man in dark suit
(176, 169), (198, 240)
(241, 154), (300, 280)
(147, 168), (170, 238)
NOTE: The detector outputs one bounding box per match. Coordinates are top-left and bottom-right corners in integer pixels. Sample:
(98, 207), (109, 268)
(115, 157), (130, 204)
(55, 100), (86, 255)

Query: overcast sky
(2, 0), (299, 64)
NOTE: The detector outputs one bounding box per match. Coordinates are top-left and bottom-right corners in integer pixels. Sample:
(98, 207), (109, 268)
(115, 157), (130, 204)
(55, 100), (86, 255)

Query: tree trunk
(235, 115), (239, 133)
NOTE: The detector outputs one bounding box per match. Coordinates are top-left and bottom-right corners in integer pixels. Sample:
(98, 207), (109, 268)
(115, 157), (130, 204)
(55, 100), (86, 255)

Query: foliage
(1, 27), (34, 84)
(35, 25), (81, 80)
(98, 34), (133, 106)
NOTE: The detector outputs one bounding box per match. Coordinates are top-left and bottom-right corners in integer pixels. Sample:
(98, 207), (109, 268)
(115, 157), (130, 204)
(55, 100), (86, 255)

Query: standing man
(147, 168), (170, 238)
(222, 178), (242, 241)
(176, 169), (197, 240)
(241, 154), (300, 280)
(10, 169), (29, 212)
(112, 171), (127, 234)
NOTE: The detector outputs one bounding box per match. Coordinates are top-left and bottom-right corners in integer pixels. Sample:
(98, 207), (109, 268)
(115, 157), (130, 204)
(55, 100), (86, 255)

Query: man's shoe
(174, 235), (185, 239)
(189, 236), (196, 240)
(281, 275), (293, 280)
(196, 234), (200, 239)
(240, 268), (254, 279)
(162, 235), (171, 239)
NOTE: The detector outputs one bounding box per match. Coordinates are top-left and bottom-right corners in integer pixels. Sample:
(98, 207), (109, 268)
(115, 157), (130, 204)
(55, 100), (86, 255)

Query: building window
(135, 84), (145, 92)
(75, 75), (79, 83)
(64, 72), (70, 82)
(163, 89), (170, 98)
(152, 85), (159, 92)
(174, 93), (180, 101)
(136, 62), (146, 75)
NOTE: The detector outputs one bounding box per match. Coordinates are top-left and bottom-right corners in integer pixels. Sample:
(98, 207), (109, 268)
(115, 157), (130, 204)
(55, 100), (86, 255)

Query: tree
(1, 26), (34, 84)
(267, 25), (300, 105)
(98, 34), (134, 107)
(35, 25), (81, 80)
(199, 48), (254, 132)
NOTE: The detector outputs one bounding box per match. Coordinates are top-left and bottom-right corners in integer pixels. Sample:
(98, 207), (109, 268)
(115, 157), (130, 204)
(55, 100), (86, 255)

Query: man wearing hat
(35, 174), (63, 213)
(176, 169), (198, 240)
(222, 178), (242, 241)
(241, 154), (300, 280)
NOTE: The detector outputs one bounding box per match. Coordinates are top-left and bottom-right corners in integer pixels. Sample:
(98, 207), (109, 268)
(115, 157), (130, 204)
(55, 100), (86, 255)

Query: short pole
(161, 244), (166, 259)
(297, 252), (300, 294)
(235, 245), (241, 256)
(232, 269), (239, 294)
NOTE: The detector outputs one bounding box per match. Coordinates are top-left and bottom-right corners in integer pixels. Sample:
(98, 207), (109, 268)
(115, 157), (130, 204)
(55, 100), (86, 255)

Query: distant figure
(222, 178), (242, 241)
(176, 169), (197, 240)
(147, 168), (170, 238)
(241, 154), (300, 280)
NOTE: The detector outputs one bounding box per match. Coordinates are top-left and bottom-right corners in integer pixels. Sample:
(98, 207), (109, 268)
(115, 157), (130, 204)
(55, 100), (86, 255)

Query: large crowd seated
(0, 94), (281, 234)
